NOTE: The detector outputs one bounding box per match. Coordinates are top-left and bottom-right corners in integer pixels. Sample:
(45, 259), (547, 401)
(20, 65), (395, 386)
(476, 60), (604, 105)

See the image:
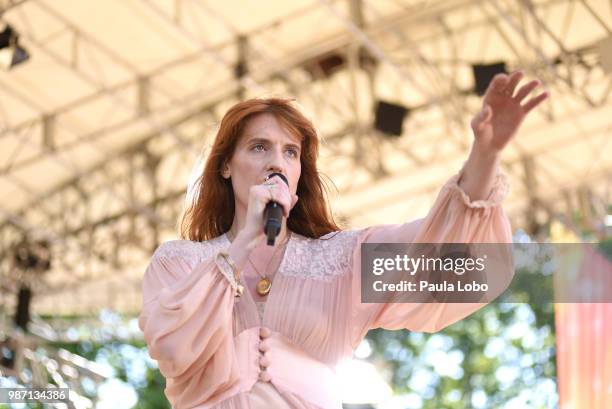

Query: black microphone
(263, 172), (289, 246)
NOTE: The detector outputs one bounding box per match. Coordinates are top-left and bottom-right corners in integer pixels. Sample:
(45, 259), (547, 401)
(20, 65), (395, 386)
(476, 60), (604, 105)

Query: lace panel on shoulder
(282, 230), (362, 282)
(152, 236), (239, 289)
(152, 236), (227, 269)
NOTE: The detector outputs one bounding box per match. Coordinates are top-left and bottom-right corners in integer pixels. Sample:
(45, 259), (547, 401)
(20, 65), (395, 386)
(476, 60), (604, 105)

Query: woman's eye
(287, 149), (298, 158)
(252, 144), (265, 152)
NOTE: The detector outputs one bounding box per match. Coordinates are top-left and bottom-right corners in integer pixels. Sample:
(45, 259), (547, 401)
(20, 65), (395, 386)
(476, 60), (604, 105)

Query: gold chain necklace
(227, 230), (291, 296)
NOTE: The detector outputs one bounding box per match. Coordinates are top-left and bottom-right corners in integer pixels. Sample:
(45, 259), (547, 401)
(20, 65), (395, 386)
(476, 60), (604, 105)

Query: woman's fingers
(522, 91), (549, 114)
(487, 74), (510, 94)
(503, 71), (524, 97)
(264, 177), (292, 217)
(514, 79), (541, 102)
(244, 176), (295, 238)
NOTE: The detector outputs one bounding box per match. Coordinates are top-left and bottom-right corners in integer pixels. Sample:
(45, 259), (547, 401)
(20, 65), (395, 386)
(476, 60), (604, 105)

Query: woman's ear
(221, 163), (231, 179)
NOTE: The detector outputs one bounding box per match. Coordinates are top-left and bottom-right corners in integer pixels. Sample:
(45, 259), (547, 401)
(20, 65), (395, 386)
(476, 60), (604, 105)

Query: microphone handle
(264, 202), (283, 246)
(262, 172), (289, 246)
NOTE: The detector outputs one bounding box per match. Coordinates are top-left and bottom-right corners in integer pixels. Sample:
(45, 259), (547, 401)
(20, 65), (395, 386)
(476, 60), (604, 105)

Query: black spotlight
(304, 52), (345, 78)
(472, 62), (507, 96)
(0, 23), (30, 70)
(374, 100), (409, 137)
(303, 47), (377, 79)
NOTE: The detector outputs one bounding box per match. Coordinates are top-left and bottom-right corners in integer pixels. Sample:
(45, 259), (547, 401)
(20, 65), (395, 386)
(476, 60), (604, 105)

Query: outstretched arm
(460, 70), (549, 201)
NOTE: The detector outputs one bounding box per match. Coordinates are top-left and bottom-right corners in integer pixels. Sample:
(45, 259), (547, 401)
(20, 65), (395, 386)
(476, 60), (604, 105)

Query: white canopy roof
(0, 0), (610, 315)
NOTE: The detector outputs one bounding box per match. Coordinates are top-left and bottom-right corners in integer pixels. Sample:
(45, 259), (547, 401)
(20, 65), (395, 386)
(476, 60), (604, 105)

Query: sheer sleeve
(350, 165), (513, 346)
(137, 241), (241, 406)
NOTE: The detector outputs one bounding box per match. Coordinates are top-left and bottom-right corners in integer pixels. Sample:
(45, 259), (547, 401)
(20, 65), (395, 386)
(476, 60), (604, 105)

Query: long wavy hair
(179, 97), (341, 241)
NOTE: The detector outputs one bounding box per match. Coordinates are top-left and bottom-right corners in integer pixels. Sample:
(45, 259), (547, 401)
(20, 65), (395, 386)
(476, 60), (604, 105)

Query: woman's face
(223, 113), (302, 209)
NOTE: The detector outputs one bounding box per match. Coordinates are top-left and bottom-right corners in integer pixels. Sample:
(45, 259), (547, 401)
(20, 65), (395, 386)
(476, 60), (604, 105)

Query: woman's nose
(267, 147), (285, 171)
(266, 166), (285, 180)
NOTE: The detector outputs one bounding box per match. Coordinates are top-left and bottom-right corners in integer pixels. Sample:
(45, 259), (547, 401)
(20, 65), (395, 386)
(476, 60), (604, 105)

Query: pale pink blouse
(138, 167), (513, 409)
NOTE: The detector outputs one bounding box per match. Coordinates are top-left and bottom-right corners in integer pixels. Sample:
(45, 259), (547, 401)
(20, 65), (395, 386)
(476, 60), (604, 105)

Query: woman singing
(138, 70), (548, 408)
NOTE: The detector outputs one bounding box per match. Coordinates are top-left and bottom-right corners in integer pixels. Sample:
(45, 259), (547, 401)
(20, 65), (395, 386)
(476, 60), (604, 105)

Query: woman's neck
(227, 212), (290, 249)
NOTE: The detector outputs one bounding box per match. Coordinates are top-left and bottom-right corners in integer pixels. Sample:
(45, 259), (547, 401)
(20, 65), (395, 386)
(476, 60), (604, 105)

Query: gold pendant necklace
(249, 232), (290, 296)
(227, 230), (291, 296)
(255, 277), (273, 296)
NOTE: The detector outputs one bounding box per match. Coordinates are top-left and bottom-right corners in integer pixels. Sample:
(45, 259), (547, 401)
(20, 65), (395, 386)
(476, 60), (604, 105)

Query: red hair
(179, 97), (341, 241)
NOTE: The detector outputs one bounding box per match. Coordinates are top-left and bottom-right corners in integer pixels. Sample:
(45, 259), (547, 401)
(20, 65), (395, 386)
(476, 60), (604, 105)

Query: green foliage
(365, 302), (556, 408)
(46, 337), (170, 408)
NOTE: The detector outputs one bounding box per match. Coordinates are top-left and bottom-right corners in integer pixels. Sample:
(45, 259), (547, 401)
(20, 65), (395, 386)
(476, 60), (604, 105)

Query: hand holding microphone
(240, 172), (298, 248)
(262, 172), (294, 246)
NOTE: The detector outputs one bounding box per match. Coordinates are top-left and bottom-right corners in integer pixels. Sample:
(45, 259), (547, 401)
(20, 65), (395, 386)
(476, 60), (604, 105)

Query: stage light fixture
(472, 62), (507, 96)
(373, 100), (409, 137)
(0, 22), (30, 70)
(303, 47), (377, 79)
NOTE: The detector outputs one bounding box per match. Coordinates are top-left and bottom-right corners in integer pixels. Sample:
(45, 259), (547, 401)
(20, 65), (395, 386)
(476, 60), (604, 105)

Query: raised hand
(471, 70), (549, 153)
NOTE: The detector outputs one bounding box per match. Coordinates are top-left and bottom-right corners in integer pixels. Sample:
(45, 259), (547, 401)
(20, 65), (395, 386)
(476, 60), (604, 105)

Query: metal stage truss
(0, 0), (610, 317)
